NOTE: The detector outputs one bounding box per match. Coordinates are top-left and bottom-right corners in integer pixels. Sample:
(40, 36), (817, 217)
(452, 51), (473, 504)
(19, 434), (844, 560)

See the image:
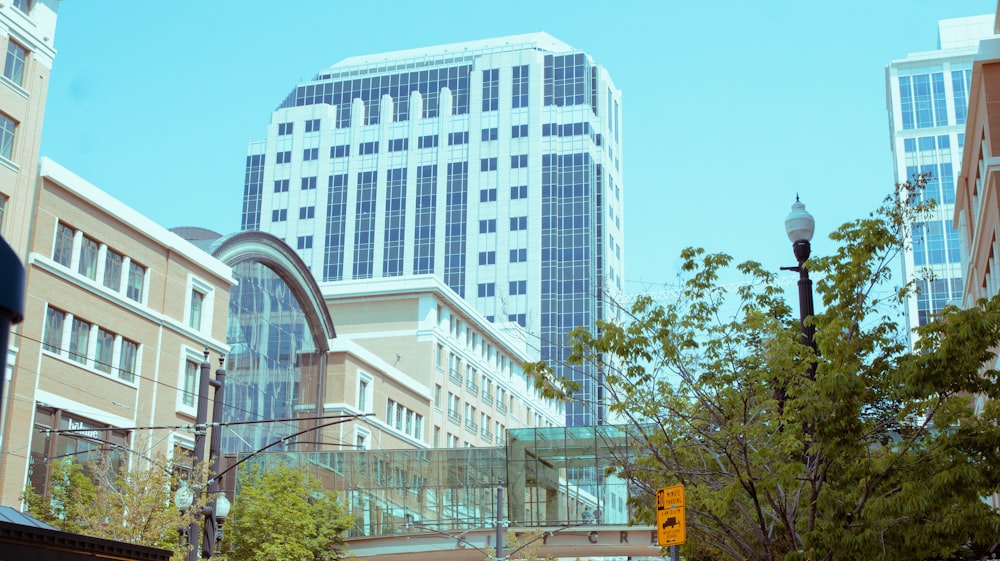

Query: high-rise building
(242, 33), (624, 426)
(886, 15), (996, 339)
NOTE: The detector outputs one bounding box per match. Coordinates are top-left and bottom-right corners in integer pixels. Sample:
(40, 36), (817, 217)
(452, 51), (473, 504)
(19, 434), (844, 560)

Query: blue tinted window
(383, 168), (407, 277)
(478, 251), (495, 265)
(274, 179), (289, 193)
(303, 147), (319, 161)
(512, 65), (529, 108)
(917, 137), (935, 151)
(898, 76), (914, 130)
(480, 188), (497, 202)
(359, 141), (379, 155)
(323, 174), (349, 281)
(511, 154), (528, 169)
(241, 154), (265, 230)
(299, 206), (315, 219)
(448, 131), (469, 145)
(932, 73), (948, 127)
(478, 283), (495, 297)
(418, 135), (438, 149)
(481, 128), (498, 142)
(278, 122), (293, 135)
(512, 124), (529, 138)
(509, 248), (527, 262)
(413, 165), (437, 274)
(511, 185), (527, 199)
(937, 135), (950, 150)
(509, 216), (527, 231)
(301, 177), (316, 190)
(509, 280), (526, 295)
(353, 171), (378, 279)
(903, 138), (916, 153)
(482, 69), (499, 112)
(958, 133), (965, 148)
(444, 162), (468, 296)
(331, 144), (350, 158)
(481, 158), (497, 172)
(276, 151), (291, 164)
(271, 209), (287, 222)
(479, 219), (496, 233)
(296, 236), (313, 250)
(305, 119), (320, 133)
(389, 138), (409, 152)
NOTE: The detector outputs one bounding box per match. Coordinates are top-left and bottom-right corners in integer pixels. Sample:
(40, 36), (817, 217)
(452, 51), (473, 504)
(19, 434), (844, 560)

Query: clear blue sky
(39, 0), (994, 297)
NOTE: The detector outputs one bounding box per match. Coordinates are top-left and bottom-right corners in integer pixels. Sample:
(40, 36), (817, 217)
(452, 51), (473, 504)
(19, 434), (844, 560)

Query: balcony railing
(465, 421), (478, 434)
(481, 392), (493, 405)
(449, 369), (462, 385)
(466, 380), (479, 393)
(496, 402), (508, 414)
(447, 410), (461, 424)
(481, 429), (493, 441)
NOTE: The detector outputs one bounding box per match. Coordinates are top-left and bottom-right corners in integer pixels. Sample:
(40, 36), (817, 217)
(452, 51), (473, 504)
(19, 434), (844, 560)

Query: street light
(175, 351), (227, 560)
(783, 195), (817, 378)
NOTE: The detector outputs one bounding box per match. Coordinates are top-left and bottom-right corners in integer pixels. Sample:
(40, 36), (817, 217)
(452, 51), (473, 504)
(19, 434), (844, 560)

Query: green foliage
(222, 462), (354, 561)
(527, 176), (1000, 561)
(22, 453), (197, 556)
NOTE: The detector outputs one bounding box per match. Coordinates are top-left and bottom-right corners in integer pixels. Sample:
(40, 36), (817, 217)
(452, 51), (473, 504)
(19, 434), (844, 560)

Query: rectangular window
(510, 248), (527, 262)
(512, 65), (529, 108)
(359, 141), (379, 155)
(127, 261), (145, 302)
(297, 236), (313, 250)
(479, 219), (496, 233)
(188, 289), (204, 329)
(95, 328), (114, 374)
(509, 280), (527, 295)
(388, 138), (409, 152)
(511, 124), (528, 138)
(509, 216), (527, 231)
(182, 359), (198, 407)
(479, 188), (496, 202)
(0, 112), (15, 160)
(78, 236), (99, 280)
(271, 208), (287, 222)
(477, 283), (495, 297)
(276, 150), (291, 164)
(43, 307), (64, 353)
(301, 176), (317, 190)
(69, 317), (90, 364)
(331, 144), (350, 158)
(278, 122), (293, 135)
(103, 248), (123, 292)
(305, 118), (320, 132)
(478, 251), (495, 265)
(481, 128), (498, 142)
(418, 135), (438, 149)
(12, 0), (29, 13)
(4, 40), (27, 87)
(448, 131), (469, 145)
(0, 194), (5, 230)
(903, 138), (916, 153)
(511, 154), (528, 169)
(480, 158), (497, 172)
(274, 179), (289, 192)
(482, 68), (499, 111)
(299, 206), (315, 219)
(53, 222), (74, 266)
(303, 147), (319, 161)
(119, 338), (138, 383)
(510, 185), (527, 199)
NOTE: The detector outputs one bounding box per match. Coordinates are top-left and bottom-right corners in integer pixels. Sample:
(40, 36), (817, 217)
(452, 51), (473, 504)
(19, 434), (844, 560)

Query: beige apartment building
(320, 276), (564, 453)
(0, 0), (57, 259)
(0, 158), (233, 505)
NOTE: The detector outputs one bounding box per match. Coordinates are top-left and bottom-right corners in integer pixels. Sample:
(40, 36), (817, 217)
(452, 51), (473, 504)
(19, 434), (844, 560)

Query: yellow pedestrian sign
(656, 485), (685, 546)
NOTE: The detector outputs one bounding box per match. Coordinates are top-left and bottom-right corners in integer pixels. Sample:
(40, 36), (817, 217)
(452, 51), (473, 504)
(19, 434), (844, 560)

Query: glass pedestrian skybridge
(236, 424), (642, 537)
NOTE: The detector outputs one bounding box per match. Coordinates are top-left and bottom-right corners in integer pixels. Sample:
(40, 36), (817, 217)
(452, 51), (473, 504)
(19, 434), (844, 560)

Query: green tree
(529, 177), (1000, 561)
(22, 452), (198, 556)
(222, 461), (354, 561)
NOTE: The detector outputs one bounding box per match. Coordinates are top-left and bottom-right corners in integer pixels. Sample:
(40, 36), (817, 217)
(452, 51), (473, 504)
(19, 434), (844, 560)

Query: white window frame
(357, 372), (373, 413)
(183, 275), (215, 334)
(176, 347), (203, 416)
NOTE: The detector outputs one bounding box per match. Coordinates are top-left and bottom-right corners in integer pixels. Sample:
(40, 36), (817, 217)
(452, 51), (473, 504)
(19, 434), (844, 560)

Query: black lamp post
(783, 196), (817, 379)
(174, 351), (228, 560)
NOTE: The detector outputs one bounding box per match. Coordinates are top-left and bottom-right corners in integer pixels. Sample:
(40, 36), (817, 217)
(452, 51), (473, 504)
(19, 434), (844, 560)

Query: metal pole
(671, 544), (680, 561)
(792, 239), (816, 380)
(188, 350), (211, 561)
(496, 481), (504, 561)
(203, 356), (226, 557)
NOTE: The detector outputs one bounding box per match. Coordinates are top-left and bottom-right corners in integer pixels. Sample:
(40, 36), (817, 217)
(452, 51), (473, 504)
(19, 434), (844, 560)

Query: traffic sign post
(656, 485), (686, 546)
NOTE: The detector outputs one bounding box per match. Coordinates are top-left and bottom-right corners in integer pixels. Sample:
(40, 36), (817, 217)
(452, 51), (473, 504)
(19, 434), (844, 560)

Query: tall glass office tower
(886, 16), (995, 341)
(242, 33), (624, 427)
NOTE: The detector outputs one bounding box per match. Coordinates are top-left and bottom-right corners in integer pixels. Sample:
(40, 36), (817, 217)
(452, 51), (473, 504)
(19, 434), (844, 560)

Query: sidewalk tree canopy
(528, 176), (1000, 561)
